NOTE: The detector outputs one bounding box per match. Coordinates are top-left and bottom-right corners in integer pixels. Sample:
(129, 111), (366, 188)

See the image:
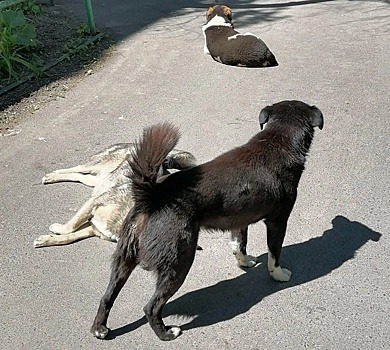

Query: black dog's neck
(254, 124), (314, 165)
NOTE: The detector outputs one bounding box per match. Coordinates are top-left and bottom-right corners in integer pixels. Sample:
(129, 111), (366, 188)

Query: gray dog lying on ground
(34, 143), (197, 247)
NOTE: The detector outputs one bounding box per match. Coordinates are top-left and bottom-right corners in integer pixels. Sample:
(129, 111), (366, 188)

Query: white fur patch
(170, 326), (181, 338)
(270, 266), (292, 282)
(228, 33), (258, 41)
(229, 238), (240, 254)
(268, 248), (291, 281)
(267, 248), (276, 272)
(229, 239), (257, 268)
(228, 33), (240, 41)
(203, 15), (232, 30)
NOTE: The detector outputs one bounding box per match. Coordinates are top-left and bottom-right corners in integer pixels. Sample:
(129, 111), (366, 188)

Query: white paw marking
(235, 252), (257, 268)
(270, 266), (292, 282)
(94, 329), (108, 339)
(229, 240), (257, 268)
(169, 326), (182, 338)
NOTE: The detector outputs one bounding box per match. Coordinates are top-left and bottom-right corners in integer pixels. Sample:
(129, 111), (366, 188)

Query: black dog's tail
(130, 122), (180, 212)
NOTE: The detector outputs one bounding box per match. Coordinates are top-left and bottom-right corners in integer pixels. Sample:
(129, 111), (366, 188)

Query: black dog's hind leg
(229, 227), (257, 268)
(144, 234), (198, 341)
(91, 254), (137, 339)
(265, 219), (291, 282)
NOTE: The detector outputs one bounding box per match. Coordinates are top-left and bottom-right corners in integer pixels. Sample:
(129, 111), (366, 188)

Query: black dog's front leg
(229, 227), (257, 268)
(265, 219), (291, 282)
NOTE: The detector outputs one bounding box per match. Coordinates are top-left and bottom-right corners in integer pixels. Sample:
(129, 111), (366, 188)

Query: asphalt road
(1, 0), (389, 349)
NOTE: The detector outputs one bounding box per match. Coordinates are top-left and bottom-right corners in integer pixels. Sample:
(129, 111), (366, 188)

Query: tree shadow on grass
(106, 215), (382, 338)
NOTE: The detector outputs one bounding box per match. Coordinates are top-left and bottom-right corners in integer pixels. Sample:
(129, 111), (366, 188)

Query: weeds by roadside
(0, 0), (44, 83)
(0, 2), (114, 133)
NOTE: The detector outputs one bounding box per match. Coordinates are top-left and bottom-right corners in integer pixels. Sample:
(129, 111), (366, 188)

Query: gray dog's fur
(34, 143), (197, 248)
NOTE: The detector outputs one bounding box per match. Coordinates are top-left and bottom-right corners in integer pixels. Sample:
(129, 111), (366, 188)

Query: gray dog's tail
(130, 122), (180, 212)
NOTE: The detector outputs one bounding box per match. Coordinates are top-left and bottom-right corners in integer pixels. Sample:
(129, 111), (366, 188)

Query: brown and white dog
(202, 5), (278, 67)
(91, 101), (323, 341)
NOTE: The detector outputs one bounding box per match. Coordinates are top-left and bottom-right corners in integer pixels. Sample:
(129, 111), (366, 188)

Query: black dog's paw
(158, 326), (182, 341)
(196, 245), (203, 250)
(91, 324), (110, 339)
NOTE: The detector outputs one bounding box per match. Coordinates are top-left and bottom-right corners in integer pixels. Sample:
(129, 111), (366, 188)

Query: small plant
(16, 0), (43, 16)
(76, 23), (91, 37)
(0, 8), (43, 81)
(62, 23), (93, 59)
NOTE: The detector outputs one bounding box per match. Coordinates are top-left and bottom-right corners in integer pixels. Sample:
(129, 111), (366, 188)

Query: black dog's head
(205, 4), (233, 25)
(259, 100), (324, 131)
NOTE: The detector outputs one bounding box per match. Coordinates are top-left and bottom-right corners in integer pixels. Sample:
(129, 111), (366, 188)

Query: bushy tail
(130, 122), (180, 212)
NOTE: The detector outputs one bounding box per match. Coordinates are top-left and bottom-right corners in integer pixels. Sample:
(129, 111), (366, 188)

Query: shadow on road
(106, 215), (382, 338)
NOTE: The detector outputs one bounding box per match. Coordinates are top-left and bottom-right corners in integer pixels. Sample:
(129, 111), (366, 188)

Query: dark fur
(203, 5), (278, 67)
(91, 100), (323, 341)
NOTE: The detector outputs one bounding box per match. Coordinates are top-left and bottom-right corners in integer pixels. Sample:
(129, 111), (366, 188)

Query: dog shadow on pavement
(107, 215), (381, 338)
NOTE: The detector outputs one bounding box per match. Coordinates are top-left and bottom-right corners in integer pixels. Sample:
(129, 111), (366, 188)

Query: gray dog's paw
(49, 223), (70, 235)
(33, 235), (51, 248)
(42, 172), (59, 184)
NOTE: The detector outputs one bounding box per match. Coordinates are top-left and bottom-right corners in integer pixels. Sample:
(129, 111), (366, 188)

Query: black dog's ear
(310, 105), (324, 130)
(259, 106), (271, 130)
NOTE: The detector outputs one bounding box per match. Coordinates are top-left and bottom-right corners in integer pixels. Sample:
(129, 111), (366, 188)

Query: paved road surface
(1, 1), (389, 349)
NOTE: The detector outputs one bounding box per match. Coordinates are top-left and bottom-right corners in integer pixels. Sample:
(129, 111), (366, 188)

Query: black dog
(91, 100), (323, 341)
(202, 5), (278, 67)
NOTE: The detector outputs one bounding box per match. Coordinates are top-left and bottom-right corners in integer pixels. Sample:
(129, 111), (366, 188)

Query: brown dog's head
(206, 5), (233, 24)
(259, 100), (324, 131)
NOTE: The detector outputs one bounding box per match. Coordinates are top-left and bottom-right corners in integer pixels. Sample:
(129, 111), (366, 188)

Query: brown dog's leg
(229, 227), (257, 268)
(265, 219), (292, 282)
(91, 254), (137, 339)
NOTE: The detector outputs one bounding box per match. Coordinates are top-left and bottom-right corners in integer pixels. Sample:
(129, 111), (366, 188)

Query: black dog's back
(129, 101), (320, 232)
(92, 100), (323, 341)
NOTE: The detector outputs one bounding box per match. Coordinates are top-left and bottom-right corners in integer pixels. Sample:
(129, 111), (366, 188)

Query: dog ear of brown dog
(222, 5), (232, 20)
(259, 103), (324, 130)
(206, 5), (232, 21)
